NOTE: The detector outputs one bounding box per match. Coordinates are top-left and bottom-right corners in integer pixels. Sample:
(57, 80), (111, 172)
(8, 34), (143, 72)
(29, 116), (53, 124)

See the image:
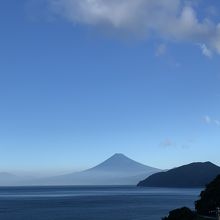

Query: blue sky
(1, 0), (220, 176)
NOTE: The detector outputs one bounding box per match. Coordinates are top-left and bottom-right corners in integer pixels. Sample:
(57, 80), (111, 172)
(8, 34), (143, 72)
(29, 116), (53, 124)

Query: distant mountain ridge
(0, 154), (161, 186)
(0, 172), (25, 186)
(137, 162), (220, 188)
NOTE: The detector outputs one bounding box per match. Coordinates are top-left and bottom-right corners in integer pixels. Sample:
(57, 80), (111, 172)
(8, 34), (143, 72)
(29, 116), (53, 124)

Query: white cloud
(214, 120), (220, 126)
(203, 115), (211, 124)
(203, 115), (220, 126)
(155, 44), (167, 57)
(160, 139), (175, 147)
(47, 0), (220, 56)
(160, 138), (194, 149)
(199, 44), (213, 58)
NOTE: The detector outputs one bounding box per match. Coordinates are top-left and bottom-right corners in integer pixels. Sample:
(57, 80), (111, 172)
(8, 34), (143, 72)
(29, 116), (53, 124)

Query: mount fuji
(37, 153), (161, 185)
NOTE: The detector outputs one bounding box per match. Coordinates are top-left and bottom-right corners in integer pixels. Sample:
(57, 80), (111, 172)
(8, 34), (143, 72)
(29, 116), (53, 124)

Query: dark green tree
(162, 207), (196, 220)
(195, 175), (220, 216)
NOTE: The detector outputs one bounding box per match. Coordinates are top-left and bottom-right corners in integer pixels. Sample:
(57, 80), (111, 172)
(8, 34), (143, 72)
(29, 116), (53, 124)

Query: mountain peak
(184, 161), (218, 169)
(204, 161), (215, 165)
(88, 153), (160, 174)
(110, 153), (128, 159)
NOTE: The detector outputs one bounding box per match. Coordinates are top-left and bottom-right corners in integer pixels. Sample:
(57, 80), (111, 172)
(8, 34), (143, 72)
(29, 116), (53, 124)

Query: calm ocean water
(0, 186), (201, 220)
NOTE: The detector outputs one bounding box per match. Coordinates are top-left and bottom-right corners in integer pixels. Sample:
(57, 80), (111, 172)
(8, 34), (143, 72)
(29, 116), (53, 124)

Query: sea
(0, 186), (201, 220)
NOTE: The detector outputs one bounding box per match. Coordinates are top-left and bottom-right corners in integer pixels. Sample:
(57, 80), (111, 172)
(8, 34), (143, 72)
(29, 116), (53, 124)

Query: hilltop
(138, 162), (220, 188)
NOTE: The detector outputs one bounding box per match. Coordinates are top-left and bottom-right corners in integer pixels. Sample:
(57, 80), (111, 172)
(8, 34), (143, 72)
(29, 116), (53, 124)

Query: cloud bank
(47, 0), (220, 55)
